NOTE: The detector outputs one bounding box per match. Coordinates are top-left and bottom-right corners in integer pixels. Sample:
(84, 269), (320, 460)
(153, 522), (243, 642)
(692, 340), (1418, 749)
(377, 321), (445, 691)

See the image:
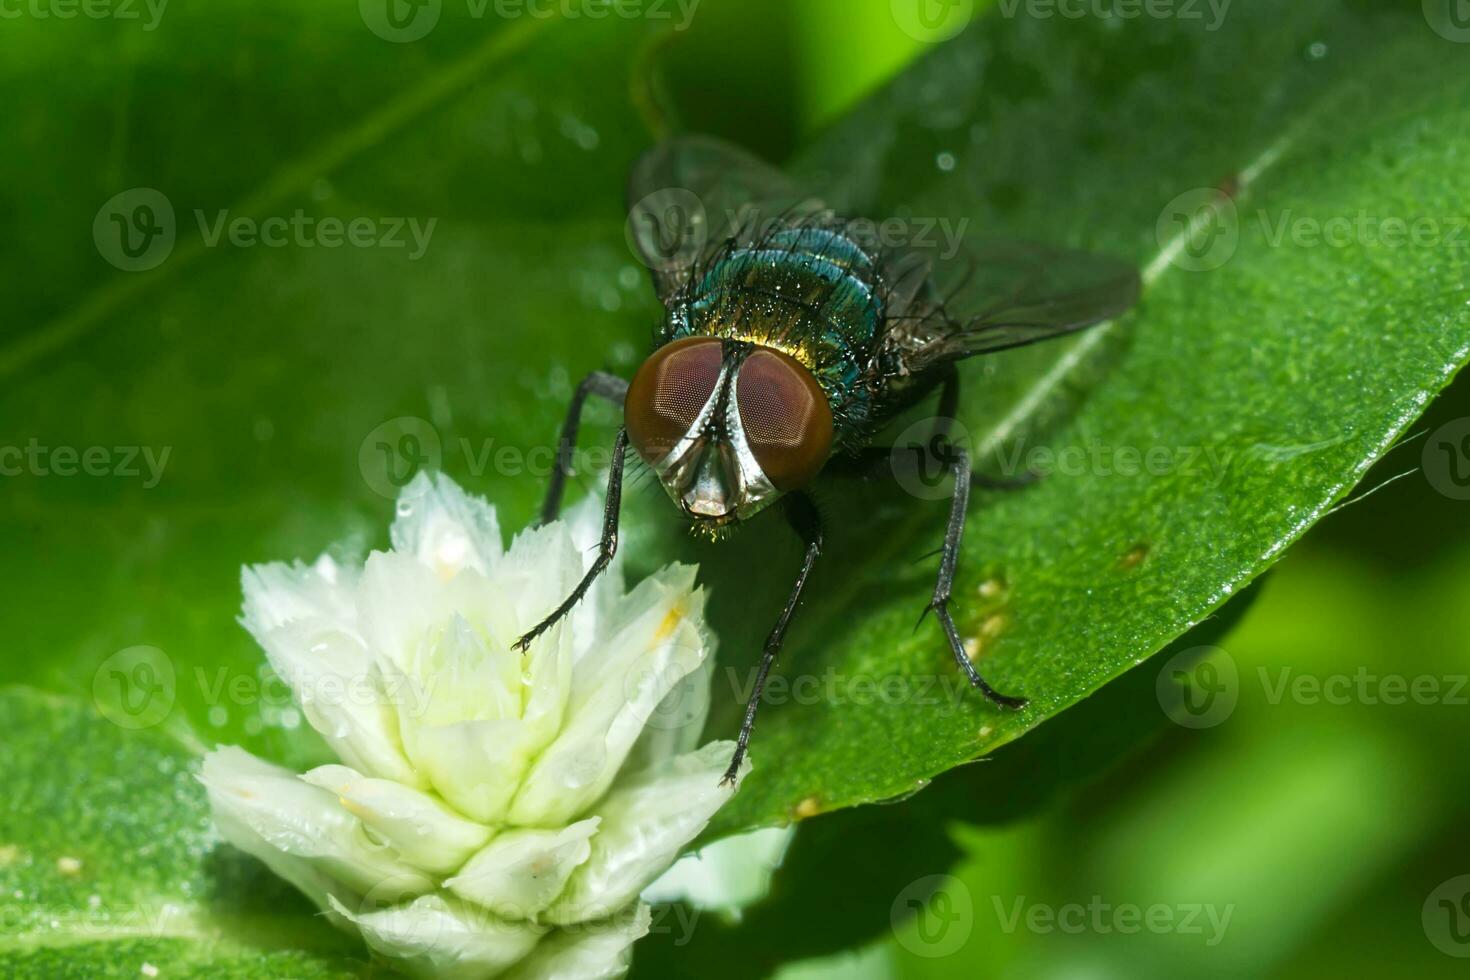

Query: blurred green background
(4, 0), (1470, 977)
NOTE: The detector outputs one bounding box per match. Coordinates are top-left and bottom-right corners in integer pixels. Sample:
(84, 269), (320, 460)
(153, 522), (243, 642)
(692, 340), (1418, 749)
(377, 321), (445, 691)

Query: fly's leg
(515, 428), (629, 653)
(541, 372), (630, 526)
(923, 440), (1028, 710)
(931, 368), (1039, 489)
(829, 371), (1029, 708)
(830, 372), (1037, 488)
(722, 491), (824, 786)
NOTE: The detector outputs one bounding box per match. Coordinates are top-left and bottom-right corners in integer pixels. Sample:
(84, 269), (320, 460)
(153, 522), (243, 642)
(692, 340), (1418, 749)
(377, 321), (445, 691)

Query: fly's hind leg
(922, 438), (1027, 710)
(830, 371), (1030, 709)
(925, 370), (1028, 708)
(541, 371), (630, 526)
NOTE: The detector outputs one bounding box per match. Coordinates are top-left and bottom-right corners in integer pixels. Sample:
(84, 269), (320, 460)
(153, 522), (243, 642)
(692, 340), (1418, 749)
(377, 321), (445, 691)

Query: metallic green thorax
(662, 225), (885, 451)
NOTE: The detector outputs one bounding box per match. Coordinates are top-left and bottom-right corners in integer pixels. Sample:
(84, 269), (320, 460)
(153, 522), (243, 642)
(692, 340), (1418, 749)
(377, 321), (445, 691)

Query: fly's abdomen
(672, 225), (884, 444)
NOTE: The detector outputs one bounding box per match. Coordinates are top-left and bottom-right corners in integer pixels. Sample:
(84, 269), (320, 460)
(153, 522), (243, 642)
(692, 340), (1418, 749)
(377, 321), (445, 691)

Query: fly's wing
(627, 136), (825, 304)
(884, 239), (1141, 375)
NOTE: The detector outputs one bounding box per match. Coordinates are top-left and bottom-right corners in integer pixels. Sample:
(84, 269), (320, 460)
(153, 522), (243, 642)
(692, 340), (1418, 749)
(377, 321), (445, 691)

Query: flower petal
(446, 818), (599, 920)
(546, 741), (748, 924)
(503, 905), (651, 980)
(249, 622), (421, 785)
(625, 648), (715, 774)
(241, 553), (358, 635)
(642, 826), (795, 917)
(391, 472), (505, 580)
(302, 764), (494, 875)
(201, 747), (435, 905)
(508, 565), (710, 826)
(397, 717), (531, 825)
(330, 892), (547, 980)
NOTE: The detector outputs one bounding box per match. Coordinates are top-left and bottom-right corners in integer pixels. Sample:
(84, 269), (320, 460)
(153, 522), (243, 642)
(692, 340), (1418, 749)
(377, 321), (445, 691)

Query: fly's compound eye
(625, 337), (725, 465)
(736, 347), (834, 491)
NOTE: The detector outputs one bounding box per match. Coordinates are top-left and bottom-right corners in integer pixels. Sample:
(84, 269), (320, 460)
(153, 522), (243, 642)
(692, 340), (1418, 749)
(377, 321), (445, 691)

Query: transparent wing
(626, 136), (823, 303)
(887, 240), (1141, 372)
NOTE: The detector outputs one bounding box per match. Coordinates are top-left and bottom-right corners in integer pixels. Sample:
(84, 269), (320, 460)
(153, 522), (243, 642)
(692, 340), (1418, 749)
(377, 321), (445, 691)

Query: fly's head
(624, 337), (834, 530)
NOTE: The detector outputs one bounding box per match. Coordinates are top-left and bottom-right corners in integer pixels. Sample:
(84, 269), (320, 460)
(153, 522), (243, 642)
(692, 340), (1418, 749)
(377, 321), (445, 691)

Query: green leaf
(0, 687), (369, 978)
(696, 0), (1470, 833)
(630, 581), (1264, 978)
(1, 0), (1466, 881)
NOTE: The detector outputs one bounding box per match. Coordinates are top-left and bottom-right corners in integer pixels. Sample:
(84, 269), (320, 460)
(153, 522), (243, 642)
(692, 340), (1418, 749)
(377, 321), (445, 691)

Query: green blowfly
(516, 136), (1140, 782)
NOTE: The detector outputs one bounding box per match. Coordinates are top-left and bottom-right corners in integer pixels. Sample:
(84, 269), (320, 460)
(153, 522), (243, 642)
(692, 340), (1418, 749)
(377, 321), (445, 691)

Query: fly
(514, 136), (1141, 784)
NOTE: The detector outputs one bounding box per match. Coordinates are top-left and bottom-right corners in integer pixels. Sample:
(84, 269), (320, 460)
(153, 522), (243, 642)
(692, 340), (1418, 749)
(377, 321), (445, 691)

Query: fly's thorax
(624, 337), (833, 527)
(662, 227), (891, 449)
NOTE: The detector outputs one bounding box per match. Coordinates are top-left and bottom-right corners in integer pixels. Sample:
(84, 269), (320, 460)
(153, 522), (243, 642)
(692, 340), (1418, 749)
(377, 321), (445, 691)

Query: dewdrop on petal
(201, 472), (749, 979)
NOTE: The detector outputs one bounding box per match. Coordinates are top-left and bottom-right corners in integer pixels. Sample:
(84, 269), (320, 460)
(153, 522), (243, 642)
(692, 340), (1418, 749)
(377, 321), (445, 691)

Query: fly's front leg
(516, 428), (629, 653)
(722, 492), (824, 786)
(541, 371), (630, 525)
(926, 441), (1027, 710)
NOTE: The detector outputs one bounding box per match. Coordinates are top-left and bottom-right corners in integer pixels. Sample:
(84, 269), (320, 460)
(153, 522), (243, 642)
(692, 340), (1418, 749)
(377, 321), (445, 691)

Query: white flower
(202, 472), (748, 980)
